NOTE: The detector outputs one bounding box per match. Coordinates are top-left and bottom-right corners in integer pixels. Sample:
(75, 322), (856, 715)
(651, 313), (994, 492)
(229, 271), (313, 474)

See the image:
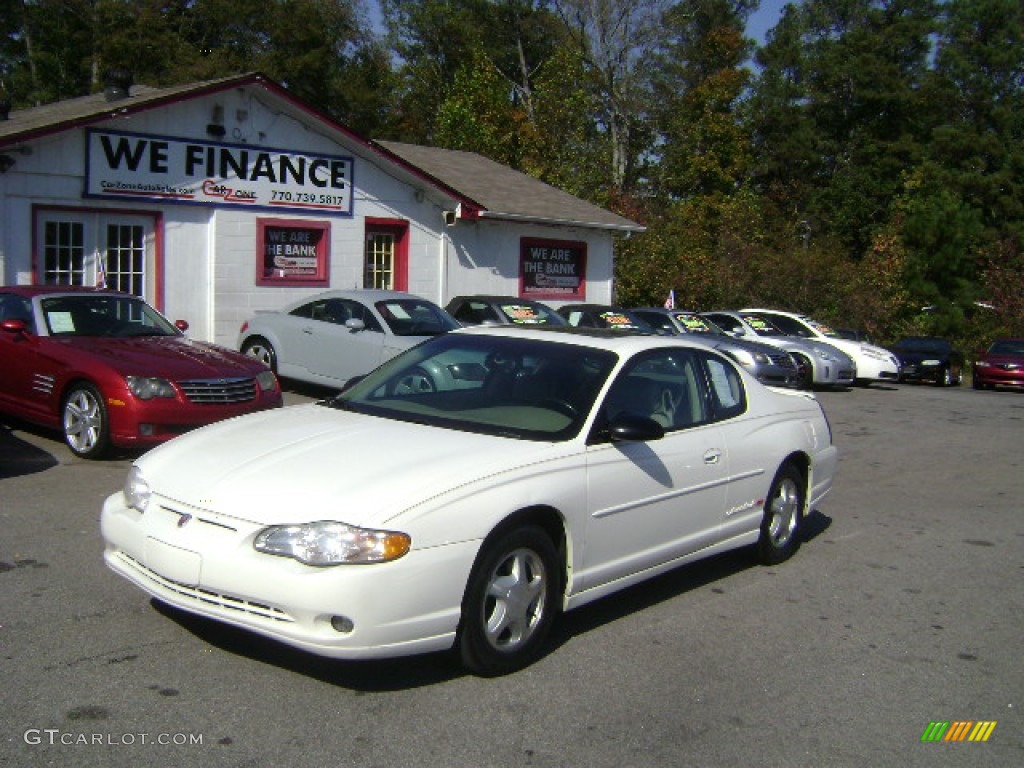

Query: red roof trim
(1, 72), (482, 212)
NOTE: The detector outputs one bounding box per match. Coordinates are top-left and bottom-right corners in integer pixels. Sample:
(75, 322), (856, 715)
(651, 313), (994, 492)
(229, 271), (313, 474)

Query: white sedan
(742, 308), (900, 385)
(238, 289), (460, 389)
(101, 326), (838, 675)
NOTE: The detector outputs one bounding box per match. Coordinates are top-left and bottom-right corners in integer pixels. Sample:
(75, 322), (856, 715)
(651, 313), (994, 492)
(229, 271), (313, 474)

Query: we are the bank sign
(85, 129), (354, 215)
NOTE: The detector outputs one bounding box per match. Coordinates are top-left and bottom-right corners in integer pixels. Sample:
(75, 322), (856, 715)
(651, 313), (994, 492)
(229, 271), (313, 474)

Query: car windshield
(326, 333), (617, 441)
(673, 312), (721, 335)
(497, 302), (565, 325)
(989, 340), (1024, 356)
(805, 318), (846, 339)
(40, 294), (178, 338)
(897, 337), (950, 353)
(374, 299), (460, 337)
(740, 314), (787, 337)
(762, 314), (814, 338)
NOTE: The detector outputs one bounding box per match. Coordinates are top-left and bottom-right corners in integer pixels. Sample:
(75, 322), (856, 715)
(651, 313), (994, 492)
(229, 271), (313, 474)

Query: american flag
(663, 289), (675, 310)
(96, 256), (107, 288)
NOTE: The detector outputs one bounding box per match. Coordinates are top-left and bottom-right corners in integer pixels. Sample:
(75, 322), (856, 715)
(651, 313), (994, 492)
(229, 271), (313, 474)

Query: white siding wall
(1, 86), (618, 349)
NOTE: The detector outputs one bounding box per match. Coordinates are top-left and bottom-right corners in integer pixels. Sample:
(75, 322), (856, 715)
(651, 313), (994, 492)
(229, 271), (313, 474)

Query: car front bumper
(100, 491), (477, 660)
(105, 391), (283, 449)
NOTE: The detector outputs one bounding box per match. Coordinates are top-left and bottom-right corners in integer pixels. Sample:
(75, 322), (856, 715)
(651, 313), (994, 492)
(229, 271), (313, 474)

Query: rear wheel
(242, 337), (277, 373)
(63, 383), (110, 459)
(756, 464), (805, 565)
(459, 526), (559, 676)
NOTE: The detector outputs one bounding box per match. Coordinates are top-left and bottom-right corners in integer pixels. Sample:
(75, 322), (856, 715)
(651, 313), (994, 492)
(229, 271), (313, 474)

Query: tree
(552, 0), (669, 194)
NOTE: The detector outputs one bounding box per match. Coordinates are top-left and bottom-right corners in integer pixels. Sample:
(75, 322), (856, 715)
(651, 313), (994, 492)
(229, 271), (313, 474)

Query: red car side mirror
(1, 318), (28, 334)
(174, 319), (189, 332)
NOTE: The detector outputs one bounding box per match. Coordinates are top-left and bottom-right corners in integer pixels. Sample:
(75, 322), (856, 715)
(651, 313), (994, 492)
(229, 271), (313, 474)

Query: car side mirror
(1, 318), (30, 335)
(345, 318), (366, 332)
(174, 319), (189, 332)
(608, 412), (665, 442)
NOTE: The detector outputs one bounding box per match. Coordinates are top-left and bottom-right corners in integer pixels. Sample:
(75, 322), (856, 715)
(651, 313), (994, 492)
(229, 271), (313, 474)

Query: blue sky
(748, 0), (791, 44)
(367, 1), (792, 45)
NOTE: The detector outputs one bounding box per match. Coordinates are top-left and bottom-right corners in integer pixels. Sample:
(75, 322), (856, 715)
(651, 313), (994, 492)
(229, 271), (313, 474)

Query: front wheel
(459, 526), (560, 676)
(791, 354), (813, 390)
(241, 337), (277, 373)
(63, 383), (110, 459)
(939, 365), (961, 387)
(756, 464), (806, 565)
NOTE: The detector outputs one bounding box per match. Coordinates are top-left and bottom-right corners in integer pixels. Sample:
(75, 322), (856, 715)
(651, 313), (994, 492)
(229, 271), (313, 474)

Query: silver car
(701, 310), (856, 389)
(632, 308), (799, 388)
(238, 290), (460, 389)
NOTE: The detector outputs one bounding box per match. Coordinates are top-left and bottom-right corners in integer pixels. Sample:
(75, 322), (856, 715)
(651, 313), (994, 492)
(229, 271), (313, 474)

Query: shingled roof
(0, 73), (642, 233)
(377, 141), (643, 232)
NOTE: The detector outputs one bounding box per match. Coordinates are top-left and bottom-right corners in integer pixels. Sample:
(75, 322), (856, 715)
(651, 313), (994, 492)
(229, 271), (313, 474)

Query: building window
(43, 221), (86, 285)
(104, 223), (146, 295)
(364, 232), (395, 290)
(35, 208), (159, 304)
(363, 219), (409, 292)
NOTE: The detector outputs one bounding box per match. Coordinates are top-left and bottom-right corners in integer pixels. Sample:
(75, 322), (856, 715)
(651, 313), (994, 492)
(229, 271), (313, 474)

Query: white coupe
(101, 326), (838, 675)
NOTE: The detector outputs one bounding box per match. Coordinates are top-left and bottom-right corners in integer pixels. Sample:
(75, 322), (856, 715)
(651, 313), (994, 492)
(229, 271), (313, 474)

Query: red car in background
(972, 338), (1024, 391)
(0, 286), (282, 458)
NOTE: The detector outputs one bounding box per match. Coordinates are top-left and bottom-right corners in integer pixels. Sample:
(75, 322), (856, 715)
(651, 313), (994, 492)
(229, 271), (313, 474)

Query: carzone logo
(921, 721), (997, 742)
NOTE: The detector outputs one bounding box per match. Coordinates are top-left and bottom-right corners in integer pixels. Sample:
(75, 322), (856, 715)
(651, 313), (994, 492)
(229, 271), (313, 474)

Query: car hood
(59, 336), (262, 378)
(894, 349), (948, 363)
(978, 353), (1024, 365)
(136, 403), (566, 527)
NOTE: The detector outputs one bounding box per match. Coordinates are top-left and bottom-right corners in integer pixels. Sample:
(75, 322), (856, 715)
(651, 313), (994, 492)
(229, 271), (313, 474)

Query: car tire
(242, 337), (277, 373)
(792, 354), (813, 390)
(62, 383), (110, 459)
(756, 464), (805, 565)
(459, 526), (560, 676)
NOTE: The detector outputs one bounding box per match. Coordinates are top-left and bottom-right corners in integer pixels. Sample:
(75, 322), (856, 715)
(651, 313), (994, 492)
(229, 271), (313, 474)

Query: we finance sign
(85, 129), (354, 215)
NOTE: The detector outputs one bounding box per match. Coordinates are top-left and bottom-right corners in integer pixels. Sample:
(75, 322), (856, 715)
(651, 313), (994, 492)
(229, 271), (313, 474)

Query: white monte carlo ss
(101, 325), (838, 675)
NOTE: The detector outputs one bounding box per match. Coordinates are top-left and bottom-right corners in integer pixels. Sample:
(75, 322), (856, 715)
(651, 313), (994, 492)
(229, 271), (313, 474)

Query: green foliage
(2, 0), (1021, 346)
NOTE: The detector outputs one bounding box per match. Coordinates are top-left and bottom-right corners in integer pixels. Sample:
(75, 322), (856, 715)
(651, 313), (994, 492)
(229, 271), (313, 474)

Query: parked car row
(4, 287), (1023, 464)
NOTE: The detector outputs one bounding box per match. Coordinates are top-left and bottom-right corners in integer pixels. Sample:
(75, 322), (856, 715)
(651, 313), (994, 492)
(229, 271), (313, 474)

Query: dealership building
(0, 72), (642, 346)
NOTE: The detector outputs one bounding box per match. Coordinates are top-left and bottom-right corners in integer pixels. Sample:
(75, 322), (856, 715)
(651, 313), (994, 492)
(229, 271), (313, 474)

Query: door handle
(703, 449), (722, 465)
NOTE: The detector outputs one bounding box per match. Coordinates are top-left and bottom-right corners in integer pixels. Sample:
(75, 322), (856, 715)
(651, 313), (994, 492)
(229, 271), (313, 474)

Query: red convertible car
(0, 286), (282, 458)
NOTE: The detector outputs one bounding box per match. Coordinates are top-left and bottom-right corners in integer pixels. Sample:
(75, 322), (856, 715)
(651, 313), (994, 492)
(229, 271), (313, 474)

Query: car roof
(742, 308), (809, 319)
(452, 322), (721, 354)
(449, 295), (551, 305)
(297, 289), (429, 303)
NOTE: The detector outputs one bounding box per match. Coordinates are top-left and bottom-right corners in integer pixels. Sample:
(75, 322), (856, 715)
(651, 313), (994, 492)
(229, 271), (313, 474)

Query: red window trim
(365, 217), (409, 291)
(31, 204), (165, 310)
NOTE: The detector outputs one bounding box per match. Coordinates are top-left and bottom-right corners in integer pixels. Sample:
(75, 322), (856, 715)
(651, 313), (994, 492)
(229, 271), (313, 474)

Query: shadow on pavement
(0, 422), (59, 479)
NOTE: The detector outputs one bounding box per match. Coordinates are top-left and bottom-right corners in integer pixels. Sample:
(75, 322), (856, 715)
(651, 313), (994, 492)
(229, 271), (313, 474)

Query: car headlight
(126, 376), (176, 399)
(255, 370), (278, 392)
(253, 521), (411, 566)
(975, 360), (991, 368)
(726, 349), (754, 367)
(813, 348), (837, 361)
(124, 466), (152, 512)
(921, 358), (941, 366)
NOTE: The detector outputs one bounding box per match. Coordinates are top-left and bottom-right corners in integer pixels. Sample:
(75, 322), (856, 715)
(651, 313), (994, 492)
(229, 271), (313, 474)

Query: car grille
(178, 377), (257, 404)
(768, 353), (796, 369)
(114, 552), (294, 623)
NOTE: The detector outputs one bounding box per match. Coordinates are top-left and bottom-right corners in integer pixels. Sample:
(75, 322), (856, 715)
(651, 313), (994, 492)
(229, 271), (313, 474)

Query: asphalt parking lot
(1, 381), (1021, 767)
